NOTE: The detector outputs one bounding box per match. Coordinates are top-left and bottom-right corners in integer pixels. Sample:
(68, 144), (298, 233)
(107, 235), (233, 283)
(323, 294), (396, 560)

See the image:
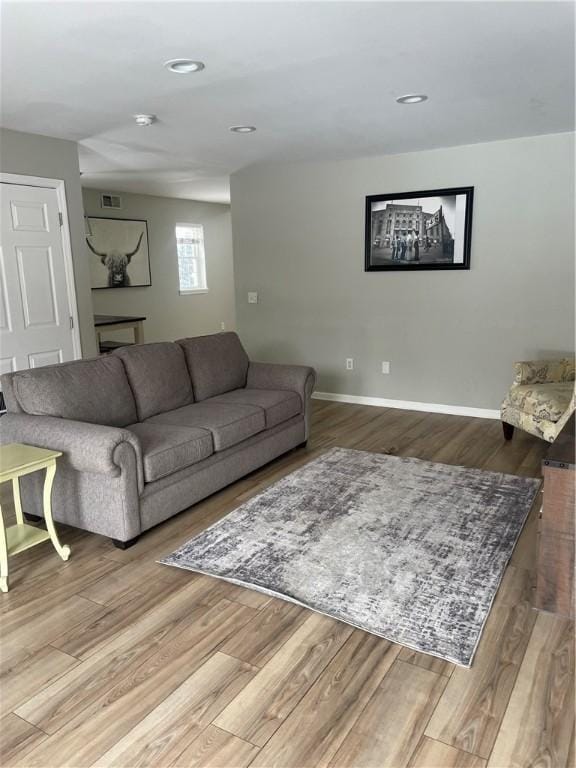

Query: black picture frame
(364, 186), (474, 272)
(86, 216), (152, 289)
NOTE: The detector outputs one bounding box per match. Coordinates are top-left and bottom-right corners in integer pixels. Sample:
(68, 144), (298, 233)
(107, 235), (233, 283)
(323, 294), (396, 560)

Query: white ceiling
(1, 1), (574, 204)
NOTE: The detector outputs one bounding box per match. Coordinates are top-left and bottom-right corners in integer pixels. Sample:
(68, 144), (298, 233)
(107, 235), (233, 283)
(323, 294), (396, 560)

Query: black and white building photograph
(365, 187), (474, 271)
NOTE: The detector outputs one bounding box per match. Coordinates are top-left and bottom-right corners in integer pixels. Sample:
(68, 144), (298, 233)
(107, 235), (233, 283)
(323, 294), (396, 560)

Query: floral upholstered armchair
(501, 358), (575, 442)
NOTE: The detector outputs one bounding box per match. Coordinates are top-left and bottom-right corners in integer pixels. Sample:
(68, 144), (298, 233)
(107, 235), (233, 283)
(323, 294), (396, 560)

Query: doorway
(0, 175), (81, 392)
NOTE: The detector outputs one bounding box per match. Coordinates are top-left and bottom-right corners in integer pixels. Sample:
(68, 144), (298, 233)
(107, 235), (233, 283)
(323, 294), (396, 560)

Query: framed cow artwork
(86, 217), (151, 289)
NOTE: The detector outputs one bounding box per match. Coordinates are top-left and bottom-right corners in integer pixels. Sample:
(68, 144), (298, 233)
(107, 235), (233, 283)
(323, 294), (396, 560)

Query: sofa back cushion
(177, 332), (249, 402)
(11, 356), (137, 427)
(1, 372), (24, 413)
(114, 342), (194, 421)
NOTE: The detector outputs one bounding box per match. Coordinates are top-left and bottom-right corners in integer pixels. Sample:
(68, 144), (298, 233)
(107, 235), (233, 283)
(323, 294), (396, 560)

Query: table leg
(0, 502), (8, 592)
(12, 477), (24, 525)
(43, 461), (70, 562)
(134, 321), (144, 345)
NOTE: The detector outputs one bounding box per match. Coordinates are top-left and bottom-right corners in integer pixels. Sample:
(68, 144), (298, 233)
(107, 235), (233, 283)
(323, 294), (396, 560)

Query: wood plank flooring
(1, 400), (573, 768)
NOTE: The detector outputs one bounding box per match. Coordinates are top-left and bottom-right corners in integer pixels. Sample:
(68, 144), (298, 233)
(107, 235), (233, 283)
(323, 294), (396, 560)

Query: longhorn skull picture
(86, 217), (151, 289)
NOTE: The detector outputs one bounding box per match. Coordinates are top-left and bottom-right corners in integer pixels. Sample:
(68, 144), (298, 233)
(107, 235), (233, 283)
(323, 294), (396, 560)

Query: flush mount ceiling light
(133, 114), (157, 127)
(164, 59), (205, 74)
(229, 125), (257, 133)
(396, 94), (428, 104)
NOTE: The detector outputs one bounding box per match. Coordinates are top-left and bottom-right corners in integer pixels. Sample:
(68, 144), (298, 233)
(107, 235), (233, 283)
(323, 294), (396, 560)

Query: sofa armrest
(513, 358), (575, 386)
(247, 361), (316, 402)
(247, 361), (316, 439)
(0, 413), (144, 493)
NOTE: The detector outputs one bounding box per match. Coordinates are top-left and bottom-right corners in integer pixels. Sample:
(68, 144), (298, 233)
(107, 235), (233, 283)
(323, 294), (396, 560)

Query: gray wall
(231, 132), (575, 411)
(0, 128), (97, 357)
(83, 189), (235, 343)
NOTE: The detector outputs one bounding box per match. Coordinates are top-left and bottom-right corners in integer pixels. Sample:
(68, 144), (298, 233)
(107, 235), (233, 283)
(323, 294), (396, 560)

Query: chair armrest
(0, 413), (144, 493)
(246, 362), (316, 404)
(513, 358), (575, 386)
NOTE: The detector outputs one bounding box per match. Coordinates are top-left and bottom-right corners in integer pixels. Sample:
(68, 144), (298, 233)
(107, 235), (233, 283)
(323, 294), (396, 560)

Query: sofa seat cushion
(176, 332), (249, 402)
(147, 402), (265, 451)
(504, 382), (574, 422)
(114, 342), (194, 421)
(127, 422), (213, 482)
(11, 356), (137, 427)
(208, 389), (302, 428)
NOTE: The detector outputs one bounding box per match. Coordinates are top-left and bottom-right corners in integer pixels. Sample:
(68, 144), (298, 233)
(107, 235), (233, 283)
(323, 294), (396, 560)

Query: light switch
(248, 292), (258, 304)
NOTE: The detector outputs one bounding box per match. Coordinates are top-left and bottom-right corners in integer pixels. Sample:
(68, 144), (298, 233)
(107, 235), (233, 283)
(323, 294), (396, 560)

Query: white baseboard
(312, 391), (500, 420)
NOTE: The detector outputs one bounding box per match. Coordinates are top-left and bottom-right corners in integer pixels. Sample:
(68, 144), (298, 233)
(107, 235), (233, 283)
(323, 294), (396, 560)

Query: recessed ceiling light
(164, 59), (205, 74)
(229, 125), (257, 133)
(396, 94), (428, 105)
(133, 114), (157, 127)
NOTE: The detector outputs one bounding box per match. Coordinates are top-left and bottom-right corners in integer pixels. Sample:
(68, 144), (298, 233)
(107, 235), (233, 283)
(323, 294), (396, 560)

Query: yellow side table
(0, 443), (71, 592)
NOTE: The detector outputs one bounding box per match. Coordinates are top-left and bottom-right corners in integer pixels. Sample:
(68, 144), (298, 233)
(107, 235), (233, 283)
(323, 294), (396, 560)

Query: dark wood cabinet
(534, 415), (575, 618)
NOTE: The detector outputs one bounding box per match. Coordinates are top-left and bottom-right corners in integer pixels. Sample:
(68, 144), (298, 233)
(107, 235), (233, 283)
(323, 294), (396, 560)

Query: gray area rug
(160, 447), (539, 666)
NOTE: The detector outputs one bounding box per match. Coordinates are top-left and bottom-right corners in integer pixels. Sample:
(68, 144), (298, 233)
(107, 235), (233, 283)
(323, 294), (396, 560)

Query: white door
(0, 182), (79, 378)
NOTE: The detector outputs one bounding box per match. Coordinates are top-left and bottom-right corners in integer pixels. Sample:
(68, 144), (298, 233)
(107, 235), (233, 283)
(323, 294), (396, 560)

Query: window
(176, 224), (207, 293)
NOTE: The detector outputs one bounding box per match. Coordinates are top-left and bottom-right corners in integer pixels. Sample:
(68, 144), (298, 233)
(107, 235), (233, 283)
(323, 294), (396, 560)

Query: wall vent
(101, 194), (122, 210)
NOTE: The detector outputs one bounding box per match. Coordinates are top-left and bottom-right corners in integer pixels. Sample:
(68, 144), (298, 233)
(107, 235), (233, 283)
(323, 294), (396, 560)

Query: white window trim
(176, 222), (208, 295)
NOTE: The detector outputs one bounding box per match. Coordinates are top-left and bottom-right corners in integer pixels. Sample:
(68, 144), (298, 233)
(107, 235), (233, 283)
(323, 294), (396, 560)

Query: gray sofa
(0, 332), (316, 547)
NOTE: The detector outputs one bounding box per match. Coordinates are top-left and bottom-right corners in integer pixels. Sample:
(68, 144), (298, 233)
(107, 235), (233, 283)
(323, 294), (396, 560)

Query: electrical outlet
(248, 292), (258, 304)
(220, 322), (226, 330)
(346, 358), (354, 371)
(381, 361), (391, 374)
